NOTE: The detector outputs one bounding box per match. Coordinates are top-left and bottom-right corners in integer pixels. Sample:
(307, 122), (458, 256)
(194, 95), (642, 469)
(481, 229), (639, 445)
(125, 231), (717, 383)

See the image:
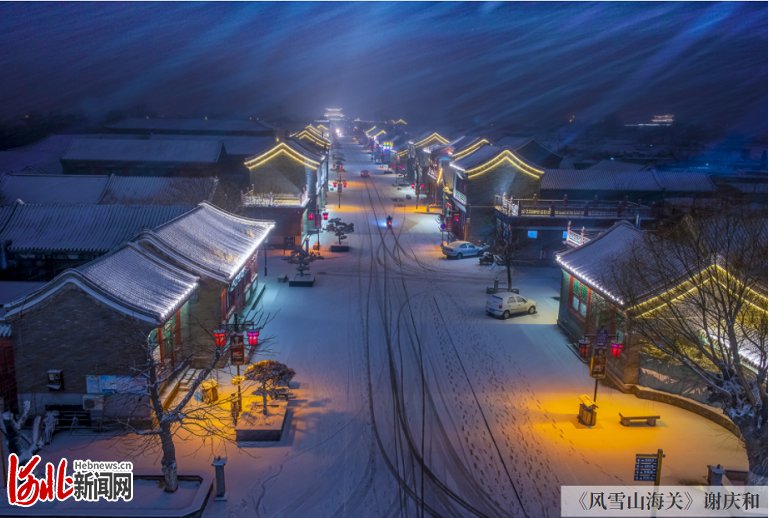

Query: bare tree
(493, 226), (523, 289)
(612, 213), (767, 484)
(285, 247), (322, 277)
(122, 309), (274, 493)
(244, 360), (295, 415)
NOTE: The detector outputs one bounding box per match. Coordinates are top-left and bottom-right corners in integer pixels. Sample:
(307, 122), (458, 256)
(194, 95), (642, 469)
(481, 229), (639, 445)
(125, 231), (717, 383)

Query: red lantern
(411, 183), (415, 189)
(322, 211), (329, 220)
(420, 183), (425, 189)
(578, 338), (590, 358)
(342, 181), (347, 188)
(333, 181), (338, 188)
(611, 342), (624, 358)
(308, 212), (315, 220)
(453, 213), (460, 223)
(247, 329), (260, 346)
(213, 329), (227, 347)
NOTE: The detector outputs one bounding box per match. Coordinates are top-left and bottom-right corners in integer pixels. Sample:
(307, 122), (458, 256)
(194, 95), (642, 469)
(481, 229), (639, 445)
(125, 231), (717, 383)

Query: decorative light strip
(365, 126), (378, 136)
(316, 123), (328, 131)
(392, 119), (408, 125)
(631, 264), (768, 318)
(304, 125), (324, 138)
(372, 129), (386, 139)
(465, 150), (544, 179)
(244, 143), (320, 169)
(415, 132), (450, 148)
(293, 130), (329, 148)
(453, 139), (491, 160)
(555, 255), (625, 305)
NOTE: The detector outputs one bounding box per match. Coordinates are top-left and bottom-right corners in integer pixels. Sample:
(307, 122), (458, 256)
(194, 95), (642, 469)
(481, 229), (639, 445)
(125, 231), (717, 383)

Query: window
(527, 230), (538, 239)
(562, 231), (568, 240)
(570, 278), (589, 318)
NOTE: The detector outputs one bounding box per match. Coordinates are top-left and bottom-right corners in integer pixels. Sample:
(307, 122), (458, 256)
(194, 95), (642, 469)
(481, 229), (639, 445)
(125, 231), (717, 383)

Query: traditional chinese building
(447, 145), (544, 241)
(134, 202), (274, 365)
(242, 138), (327, 247)
(3, 243), (200, 422)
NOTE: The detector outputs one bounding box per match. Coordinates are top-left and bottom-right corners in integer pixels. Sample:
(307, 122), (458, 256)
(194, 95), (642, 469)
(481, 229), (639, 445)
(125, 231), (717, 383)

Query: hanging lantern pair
(611, 342), (624, 358)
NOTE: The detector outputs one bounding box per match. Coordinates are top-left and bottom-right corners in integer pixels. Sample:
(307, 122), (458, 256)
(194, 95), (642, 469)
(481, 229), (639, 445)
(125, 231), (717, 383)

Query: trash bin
(201, 380), (219, 404)
(578, 395), (598, 426)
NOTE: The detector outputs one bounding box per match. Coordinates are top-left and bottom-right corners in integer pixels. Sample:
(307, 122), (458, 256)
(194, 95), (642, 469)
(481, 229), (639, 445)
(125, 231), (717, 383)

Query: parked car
(486, 292), (537, 319)
(442, 240), (487, 259)
(360, 169), (370, 177)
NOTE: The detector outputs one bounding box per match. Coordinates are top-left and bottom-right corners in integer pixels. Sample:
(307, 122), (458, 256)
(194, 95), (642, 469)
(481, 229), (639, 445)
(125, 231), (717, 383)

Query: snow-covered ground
(15, 138), (748, 517)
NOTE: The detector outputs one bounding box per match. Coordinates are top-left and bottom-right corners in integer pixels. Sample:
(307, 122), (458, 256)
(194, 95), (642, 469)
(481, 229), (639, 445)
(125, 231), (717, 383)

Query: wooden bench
(619, 413), (660, 427)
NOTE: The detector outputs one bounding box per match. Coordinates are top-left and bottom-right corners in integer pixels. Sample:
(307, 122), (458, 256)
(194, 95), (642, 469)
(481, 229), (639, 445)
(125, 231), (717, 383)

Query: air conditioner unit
(82, 395), (104, 411)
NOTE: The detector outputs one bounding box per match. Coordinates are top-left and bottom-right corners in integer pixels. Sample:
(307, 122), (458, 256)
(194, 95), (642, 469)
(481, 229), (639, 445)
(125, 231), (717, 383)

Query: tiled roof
(0, 134), (76, 174)
(451, 145), (503, 171)
(541, 169), (716, 193)
(0, 173), (109, 204)
(150, 134), (277, 157)
(1, 203), (191, 253)
(100, 176), (218, 205)
(135, 202), (275, 283)
(3, 243), (198, 325)
(556, 221), (644, 304)
(244, 139), (323, 170)
(108, 117), (275, 134)
(541, 169), (659, 191)
(589, 160), (646, 172)
(654, 171), (716, 192)
(62, 138), (223, 164)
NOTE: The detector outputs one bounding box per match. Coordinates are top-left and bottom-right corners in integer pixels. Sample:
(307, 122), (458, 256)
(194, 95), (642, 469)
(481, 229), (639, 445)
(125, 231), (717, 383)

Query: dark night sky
(0, 2), (766, 133)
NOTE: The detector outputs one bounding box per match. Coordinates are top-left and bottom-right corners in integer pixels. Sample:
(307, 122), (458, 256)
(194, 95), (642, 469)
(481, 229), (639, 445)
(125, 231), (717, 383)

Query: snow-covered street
(13, 138), (748, 518)
(200, 138), (748, 516)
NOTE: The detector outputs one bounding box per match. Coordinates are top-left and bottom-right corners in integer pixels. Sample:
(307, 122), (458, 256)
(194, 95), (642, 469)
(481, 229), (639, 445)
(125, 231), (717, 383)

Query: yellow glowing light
(372, 129), (386, 139)
(630, 264), (768, 318)
(465, 150), (544, 179)
(392, 119), (408, 125)
(365, 126), (378, 137)
(304, 124), (325, 138)
(436, 166), (443, 184)
(453, 139), (491, 160)
(315, 123), (328, 131)
(414, 132), (450, 148)
(244, 142), (320, 170)
(397, 148), (409, 158)
(292, 129), (330, 148)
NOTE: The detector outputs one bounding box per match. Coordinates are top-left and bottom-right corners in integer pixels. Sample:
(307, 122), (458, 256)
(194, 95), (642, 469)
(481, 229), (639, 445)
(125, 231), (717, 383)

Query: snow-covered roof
(3, 243), (198, 325)
(0, 174), (109, 204)
(556, 221), (644, 305)
(451, 145), (503, 170)
(0, 134), (76, 174)
(149, 134), (277, 157)
(62, 138), (223, 164)
(413, 131), (450, 148)
(99, 176), (218, 205)
(108, 117), (275, 134)
(541, 169), (716, 193)
(589, 160), (647, 172)
(654, 171), (716, 192)
(244, 140), (323, 170)
(135, 202), (275, 283)
(1, 203), (191, 253)
(0, 174), (219, 206)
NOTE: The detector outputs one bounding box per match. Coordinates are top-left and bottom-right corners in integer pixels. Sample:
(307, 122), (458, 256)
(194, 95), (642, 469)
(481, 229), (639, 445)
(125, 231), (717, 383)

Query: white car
(486, 292), (537, 319)
(442, 240), (486, 259)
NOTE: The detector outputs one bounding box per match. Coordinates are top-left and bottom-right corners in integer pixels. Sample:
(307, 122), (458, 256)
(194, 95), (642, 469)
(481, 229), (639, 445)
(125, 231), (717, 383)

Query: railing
(242, 191), (308, 208)
(494, 195), (652, 219)
(565, 227), (591, 247)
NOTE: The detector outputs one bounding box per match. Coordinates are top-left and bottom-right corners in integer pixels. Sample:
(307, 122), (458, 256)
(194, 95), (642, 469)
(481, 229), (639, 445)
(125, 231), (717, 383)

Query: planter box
(289, 274), (315, 287)
(330, 245), (350, 252)
(236, 400), (288, 441)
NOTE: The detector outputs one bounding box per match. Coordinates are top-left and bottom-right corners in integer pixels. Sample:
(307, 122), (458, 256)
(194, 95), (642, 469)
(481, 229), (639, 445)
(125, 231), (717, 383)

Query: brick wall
(10, 283), (154, 415)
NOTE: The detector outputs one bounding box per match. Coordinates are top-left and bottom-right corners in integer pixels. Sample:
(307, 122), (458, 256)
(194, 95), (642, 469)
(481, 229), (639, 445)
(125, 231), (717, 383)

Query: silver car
(442, 240), (486, 259)
(486, 293), (537, 319)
